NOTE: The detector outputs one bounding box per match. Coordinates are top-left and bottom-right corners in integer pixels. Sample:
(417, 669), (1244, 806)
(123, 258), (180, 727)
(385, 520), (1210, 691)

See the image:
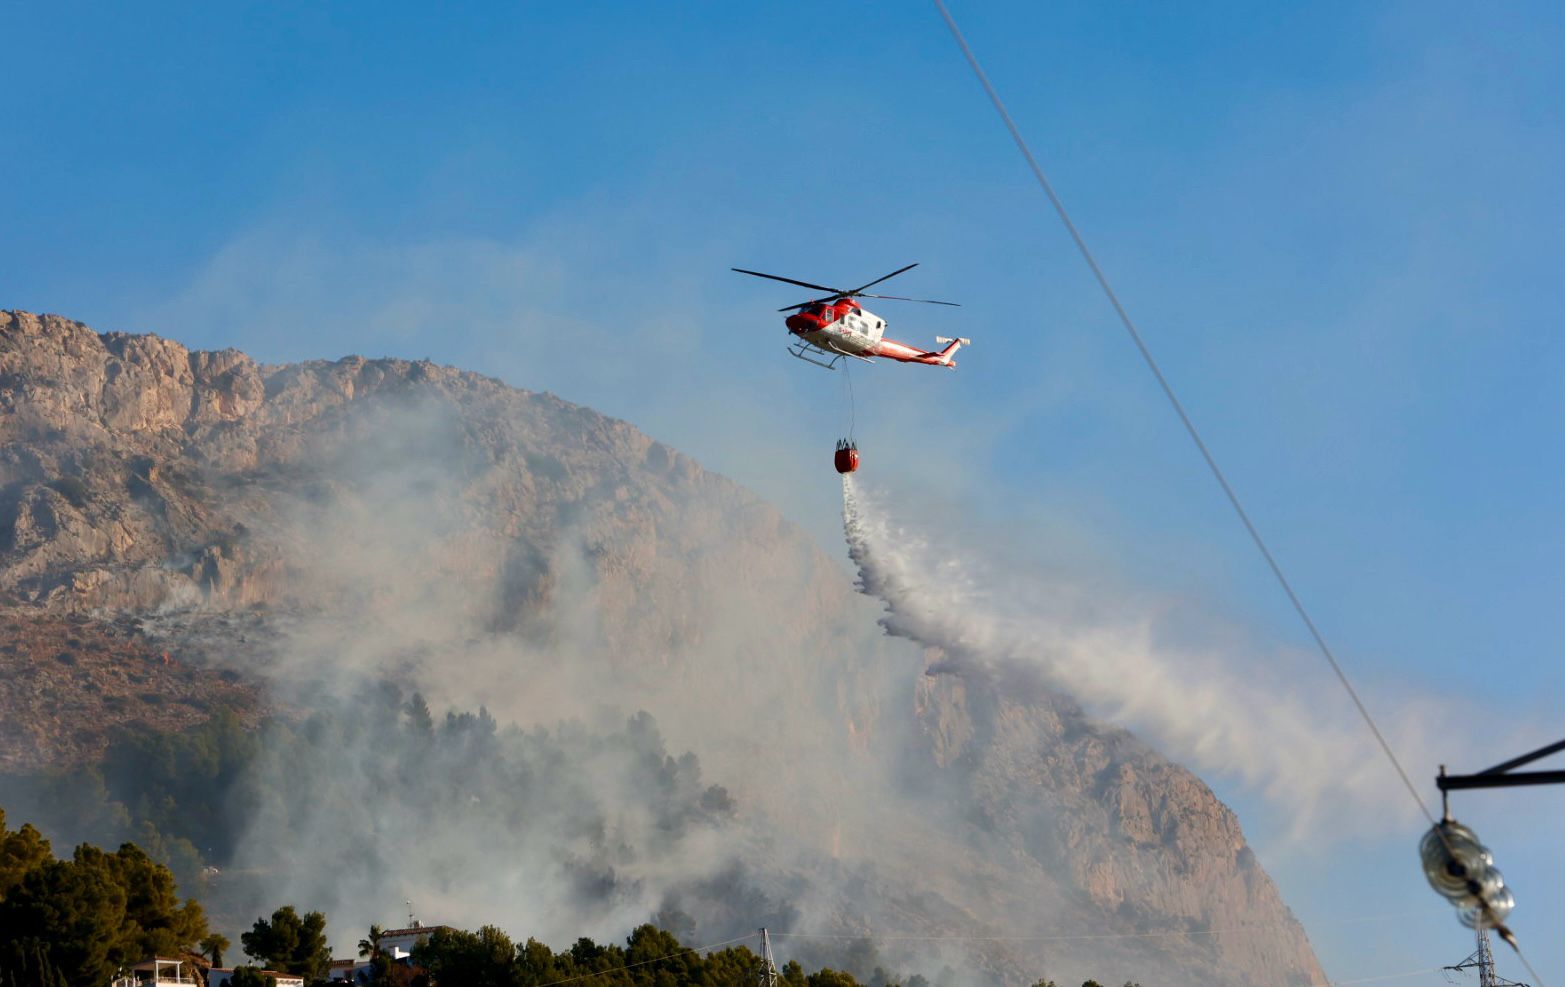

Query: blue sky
(4, 1), (1562, 981)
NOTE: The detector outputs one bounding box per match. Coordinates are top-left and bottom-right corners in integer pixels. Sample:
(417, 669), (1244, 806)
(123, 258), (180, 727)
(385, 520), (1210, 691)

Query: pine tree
(200, 933), (231, 968)
(241, 906), (331, 982)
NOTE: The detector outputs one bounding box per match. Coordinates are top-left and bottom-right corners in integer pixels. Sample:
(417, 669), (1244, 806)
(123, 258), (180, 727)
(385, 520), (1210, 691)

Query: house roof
(379, 925), (452, 938)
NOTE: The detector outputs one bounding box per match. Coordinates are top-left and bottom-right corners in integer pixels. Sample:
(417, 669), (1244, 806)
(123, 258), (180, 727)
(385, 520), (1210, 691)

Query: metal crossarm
(1438, 737), (1565, 792)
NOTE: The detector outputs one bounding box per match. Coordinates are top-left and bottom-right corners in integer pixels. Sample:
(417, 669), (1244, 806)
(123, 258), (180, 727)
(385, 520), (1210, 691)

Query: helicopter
(732, 263), (971, 370)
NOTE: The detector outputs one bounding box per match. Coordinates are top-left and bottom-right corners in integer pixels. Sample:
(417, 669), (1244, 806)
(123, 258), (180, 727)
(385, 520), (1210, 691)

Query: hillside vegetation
(2, 811), (1148, 987)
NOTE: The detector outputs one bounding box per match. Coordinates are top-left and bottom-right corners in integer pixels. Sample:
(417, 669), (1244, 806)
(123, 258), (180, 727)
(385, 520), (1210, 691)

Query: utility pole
(756, 928), (779, 987)
(1444, 928), (1528, 987)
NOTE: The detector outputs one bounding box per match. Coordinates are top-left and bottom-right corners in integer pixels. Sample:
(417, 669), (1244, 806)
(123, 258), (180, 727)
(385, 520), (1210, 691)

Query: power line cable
(929, 0), (1436, 826)
(1512, 941), (1548, 987)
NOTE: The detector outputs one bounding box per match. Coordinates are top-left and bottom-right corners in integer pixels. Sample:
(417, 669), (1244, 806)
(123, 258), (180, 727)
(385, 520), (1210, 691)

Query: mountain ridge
(0, 309), (1323, 987)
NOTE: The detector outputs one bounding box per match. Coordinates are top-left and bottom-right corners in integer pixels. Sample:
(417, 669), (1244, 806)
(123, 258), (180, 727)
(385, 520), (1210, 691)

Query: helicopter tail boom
(930, 336), (971, 365)
(867, 334), (971, 367)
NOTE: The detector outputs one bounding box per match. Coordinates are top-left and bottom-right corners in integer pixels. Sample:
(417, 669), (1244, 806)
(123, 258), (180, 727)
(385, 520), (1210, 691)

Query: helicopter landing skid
(788, 340), (873, 370)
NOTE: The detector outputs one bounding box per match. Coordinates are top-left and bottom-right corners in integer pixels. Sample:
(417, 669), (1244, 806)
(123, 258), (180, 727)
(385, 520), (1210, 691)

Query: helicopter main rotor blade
(857, 293), (961, 307)
(732, 268), (843, 295)
(778, 296), (838, 312)
(848, 262), (920, 295)
(737, 263), (956, 308)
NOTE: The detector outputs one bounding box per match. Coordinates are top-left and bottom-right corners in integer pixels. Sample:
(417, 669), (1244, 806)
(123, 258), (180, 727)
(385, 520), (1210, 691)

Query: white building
(323, 922), (454, 983)
(111, 958), (201, 987)
(376, 923), (451, 958)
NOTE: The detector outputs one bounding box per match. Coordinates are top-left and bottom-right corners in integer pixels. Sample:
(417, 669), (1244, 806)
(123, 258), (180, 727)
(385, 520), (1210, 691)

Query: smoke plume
(841, 474), (1437, 834)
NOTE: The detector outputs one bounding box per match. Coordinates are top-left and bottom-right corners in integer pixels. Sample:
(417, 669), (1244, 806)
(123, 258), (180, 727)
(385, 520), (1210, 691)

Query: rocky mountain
(0, 309), (1324, 986)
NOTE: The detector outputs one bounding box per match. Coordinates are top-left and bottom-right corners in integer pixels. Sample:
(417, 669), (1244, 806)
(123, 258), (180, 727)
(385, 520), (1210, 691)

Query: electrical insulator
(1421, 819), (1514, 929)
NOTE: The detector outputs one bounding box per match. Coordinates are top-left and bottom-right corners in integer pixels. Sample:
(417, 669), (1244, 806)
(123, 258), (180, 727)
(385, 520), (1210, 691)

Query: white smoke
(841, 474), (1442, 835)
(168, 389), (967, 975)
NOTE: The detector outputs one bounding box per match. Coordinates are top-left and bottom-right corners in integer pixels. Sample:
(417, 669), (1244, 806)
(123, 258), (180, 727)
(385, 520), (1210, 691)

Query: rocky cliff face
(911, 670), (1321, 983)
(0, 310), (1323, 986)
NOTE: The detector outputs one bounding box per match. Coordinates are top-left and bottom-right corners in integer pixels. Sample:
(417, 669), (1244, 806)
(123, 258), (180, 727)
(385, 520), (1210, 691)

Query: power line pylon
(1444, 928), (1528, 987)
(756, 928), (780, 987)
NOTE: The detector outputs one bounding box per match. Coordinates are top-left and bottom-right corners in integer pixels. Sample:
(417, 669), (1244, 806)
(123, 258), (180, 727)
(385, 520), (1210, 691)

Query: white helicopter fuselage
(797, 305), (887, 356)
(788, 301), (967, 368)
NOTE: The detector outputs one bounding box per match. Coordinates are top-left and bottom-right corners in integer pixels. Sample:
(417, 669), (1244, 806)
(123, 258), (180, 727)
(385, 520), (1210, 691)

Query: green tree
(229, 966), (278, 987)
(623, 923), (701, 982)
(358, 924), (394, 987)
(0, 818), (208, 987)
(359, 924), (386, 960)
(413, 925), (516, 987)
(0, 853), (127, 986)
(698, 944), (765, 986)
(200, 932), (231, 968)
(240, 905), (331, 982)
(0, 810), (53, 899)
(513, 937), (566, 985)
(102, 842), (207, 960)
